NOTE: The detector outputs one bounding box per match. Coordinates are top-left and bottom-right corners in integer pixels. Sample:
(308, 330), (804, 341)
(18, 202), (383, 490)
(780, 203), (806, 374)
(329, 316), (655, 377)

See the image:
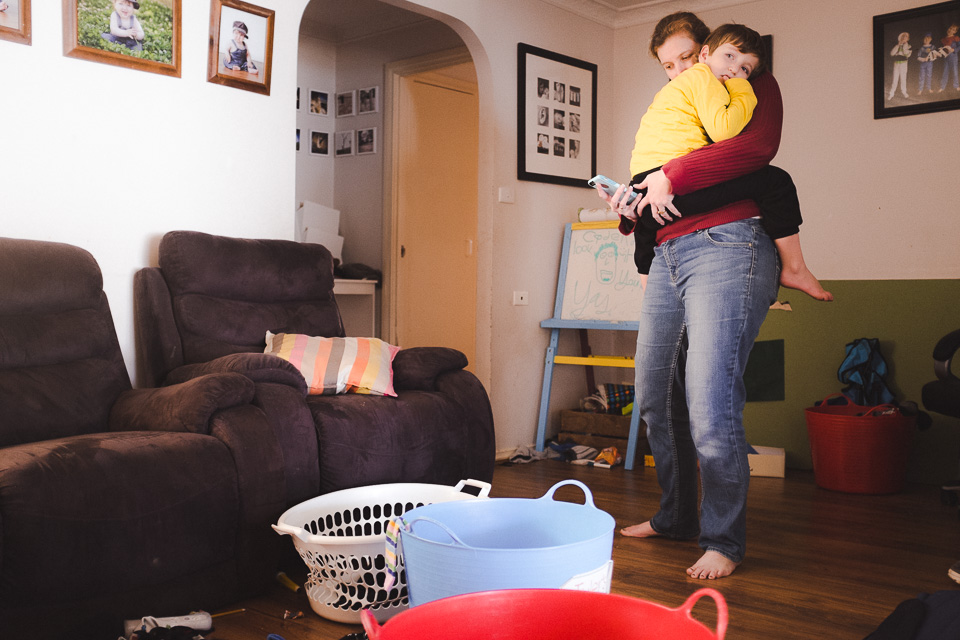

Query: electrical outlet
(513, 291), (528, 306)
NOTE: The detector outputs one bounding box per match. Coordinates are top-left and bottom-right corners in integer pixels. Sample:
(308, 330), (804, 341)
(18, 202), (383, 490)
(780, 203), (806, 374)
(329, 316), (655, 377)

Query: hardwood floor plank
(206, 461), (959, 639)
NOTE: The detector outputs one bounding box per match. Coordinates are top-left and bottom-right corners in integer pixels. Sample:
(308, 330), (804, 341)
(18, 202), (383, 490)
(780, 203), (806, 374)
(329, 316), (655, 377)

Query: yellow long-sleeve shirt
(629, 62), (758, 178)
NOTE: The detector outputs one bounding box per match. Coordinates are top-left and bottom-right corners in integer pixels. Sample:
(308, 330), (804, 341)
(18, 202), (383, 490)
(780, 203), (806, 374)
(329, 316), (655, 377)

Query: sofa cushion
(0, 431), (239, 605)
(265, 331), (399, 397)
(158, 232), (345, 364)
(0, 238), (130, 447)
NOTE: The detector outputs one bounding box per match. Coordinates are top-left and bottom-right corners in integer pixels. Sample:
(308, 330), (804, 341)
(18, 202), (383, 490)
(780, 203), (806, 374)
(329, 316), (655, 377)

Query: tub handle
(361, 609), (382, 639)
(539, 479), (596, 508)
(454, 478), (492, 498)
(676, 588), (728, 640)
(406, 516), (471, 548)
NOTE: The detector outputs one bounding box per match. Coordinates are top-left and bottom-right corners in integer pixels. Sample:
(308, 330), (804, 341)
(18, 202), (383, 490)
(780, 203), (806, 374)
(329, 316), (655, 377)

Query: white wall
(296, 35), (337, 239)
(4, 0), (956, 459)
(2, 0), (309, 385)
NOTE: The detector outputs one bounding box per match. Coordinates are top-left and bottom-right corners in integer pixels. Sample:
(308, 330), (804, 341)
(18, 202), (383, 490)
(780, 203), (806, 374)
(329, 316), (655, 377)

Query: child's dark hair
(649, 11), (710, 59)
(703, 23), (767, 76)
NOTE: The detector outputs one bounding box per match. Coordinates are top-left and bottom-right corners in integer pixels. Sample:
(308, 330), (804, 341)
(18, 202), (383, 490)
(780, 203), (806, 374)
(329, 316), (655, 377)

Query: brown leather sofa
(0, 238), (287, 637)
(134, 230), (495, 506)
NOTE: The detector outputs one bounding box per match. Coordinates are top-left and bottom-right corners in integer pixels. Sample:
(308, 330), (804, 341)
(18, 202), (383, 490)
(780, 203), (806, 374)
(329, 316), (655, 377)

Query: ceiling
(299, 0), (750, 41)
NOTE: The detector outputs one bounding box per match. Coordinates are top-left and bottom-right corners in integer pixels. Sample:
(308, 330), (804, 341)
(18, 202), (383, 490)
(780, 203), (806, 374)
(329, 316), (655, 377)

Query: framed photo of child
(874, 1), (960, 119)
(0, 0), (31, 46)
(63, 0), (181, 77)
(309, 90), (329, 116)
(207, 0), (274, 96)
(358, 86), (379, 114)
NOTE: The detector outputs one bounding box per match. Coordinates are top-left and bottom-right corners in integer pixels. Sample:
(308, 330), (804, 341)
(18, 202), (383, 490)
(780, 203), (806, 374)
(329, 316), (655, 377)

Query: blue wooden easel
(535, 221), (644, 470)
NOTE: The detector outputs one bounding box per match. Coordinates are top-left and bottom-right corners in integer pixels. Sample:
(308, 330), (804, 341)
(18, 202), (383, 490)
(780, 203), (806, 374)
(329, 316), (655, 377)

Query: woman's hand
(634, 170), (681, 225)
(595, 183), (641, 221)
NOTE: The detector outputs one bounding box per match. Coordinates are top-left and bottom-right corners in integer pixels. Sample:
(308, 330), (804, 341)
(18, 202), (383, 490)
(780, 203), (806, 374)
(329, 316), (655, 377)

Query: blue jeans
(635, 219), (779, 563)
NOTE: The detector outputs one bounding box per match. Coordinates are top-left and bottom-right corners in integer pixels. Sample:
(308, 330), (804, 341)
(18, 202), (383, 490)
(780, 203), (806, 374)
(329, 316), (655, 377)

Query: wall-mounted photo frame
(517, 43), (596, 187)
(297, 87), (301, 110)
(310, 130), (329, 156)
(63, 0), (181, 77)
(208, 0), (274, 96)
(357, 127), (377, 155)
(309, 89), (329, 116)
(296, 128), (301, 152)
(336, 90), (356, 117)
(335, 130), (354, 156)
(874, 1), (960, 119)
(0, 0), (31, 45)
(358, 86), (379, 114)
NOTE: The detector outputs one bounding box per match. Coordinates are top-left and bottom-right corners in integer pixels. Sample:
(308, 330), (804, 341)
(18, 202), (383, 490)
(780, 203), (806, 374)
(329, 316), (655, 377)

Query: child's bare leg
(774, 234), (833, 301)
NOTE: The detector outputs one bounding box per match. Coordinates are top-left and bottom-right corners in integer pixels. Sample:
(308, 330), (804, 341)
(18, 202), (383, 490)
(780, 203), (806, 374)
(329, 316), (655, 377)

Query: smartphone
(588, 174), (637, 205)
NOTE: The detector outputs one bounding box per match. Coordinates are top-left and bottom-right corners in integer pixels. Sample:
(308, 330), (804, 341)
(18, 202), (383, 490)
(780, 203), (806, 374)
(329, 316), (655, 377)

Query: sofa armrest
(164, 352), (308, 396)
(109, 372), (255, 434)
(134, 267), (184, 388)
(393, 347), (469, 392)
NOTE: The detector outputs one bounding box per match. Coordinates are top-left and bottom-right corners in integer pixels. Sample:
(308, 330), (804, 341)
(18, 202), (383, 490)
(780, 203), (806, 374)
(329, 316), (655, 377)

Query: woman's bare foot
(780, 265), (833, 301)
(620, 521), (660, 538)
(686, 551), (740, 579)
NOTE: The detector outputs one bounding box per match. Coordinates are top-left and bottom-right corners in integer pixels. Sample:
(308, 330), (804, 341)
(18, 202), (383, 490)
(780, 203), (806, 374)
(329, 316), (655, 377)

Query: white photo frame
(336, 90), (356, 117)
(310, 130), (329, 156)
(309, 89), (329, 116)
(357, 127), (377, 155)
(358, 86), (379, 114)
(335, 130), (354, 156)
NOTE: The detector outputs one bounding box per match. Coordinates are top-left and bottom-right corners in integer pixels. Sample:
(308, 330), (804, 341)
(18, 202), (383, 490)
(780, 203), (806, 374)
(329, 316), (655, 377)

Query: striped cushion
(264, 331), (399, 397)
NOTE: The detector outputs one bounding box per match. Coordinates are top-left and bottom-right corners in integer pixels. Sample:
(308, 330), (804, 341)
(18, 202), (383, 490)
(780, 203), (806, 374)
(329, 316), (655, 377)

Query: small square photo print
(335, 130), (354, 156)
(357, 127), (377, 155)
(310, 130), (329, 156)
(336, 90), (356, 117)
(309, 89), (328, 116)
(358, 86), (379, 114)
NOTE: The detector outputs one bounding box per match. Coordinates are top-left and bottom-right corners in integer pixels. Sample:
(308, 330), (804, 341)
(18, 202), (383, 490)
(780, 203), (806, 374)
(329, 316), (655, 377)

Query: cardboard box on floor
(748, 446), (786, 478)
(642, 445), (786, 478)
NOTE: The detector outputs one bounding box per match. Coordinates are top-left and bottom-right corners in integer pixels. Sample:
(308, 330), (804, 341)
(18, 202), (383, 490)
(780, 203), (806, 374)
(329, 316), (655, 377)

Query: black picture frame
(873, 1), (960, 119)
(517, 43), (596, 188)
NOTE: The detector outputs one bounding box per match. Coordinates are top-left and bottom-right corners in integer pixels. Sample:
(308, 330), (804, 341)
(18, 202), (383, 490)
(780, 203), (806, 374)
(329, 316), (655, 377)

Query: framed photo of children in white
(208, 0), (274, 96)
(517, 43), (596, 188)
(0, 0), (31, 46)
(63, 0), (181, 77)
(874, 1), (960, 119)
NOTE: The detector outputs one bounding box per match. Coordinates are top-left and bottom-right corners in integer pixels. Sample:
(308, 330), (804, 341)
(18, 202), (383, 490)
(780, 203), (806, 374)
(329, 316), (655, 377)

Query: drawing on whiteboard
(559, 224), (642, 323)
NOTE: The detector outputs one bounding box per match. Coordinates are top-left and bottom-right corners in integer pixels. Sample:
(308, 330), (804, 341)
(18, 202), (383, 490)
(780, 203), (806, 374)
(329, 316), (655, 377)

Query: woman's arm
(661, 71), (783, 196)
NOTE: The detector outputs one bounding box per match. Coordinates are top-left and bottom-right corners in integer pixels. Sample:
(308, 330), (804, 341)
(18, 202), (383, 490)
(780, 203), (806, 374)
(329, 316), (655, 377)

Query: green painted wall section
(743, 279), (960, 485)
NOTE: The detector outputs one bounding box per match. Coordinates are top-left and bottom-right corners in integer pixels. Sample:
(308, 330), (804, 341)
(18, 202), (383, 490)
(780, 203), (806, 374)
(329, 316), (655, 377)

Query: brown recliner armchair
(0, 238), (287, 638)
(134, 231), (495, 505)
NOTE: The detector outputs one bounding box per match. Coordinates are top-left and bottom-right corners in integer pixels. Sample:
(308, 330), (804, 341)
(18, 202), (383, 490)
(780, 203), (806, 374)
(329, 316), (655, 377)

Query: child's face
(699, 42), (759, 81)
(949, 25), (958, 36)
(899, 33), (910, 44)
(234, 29), (247, 43)
(115, 0), (135, 17)
(924, 36), (932, 44)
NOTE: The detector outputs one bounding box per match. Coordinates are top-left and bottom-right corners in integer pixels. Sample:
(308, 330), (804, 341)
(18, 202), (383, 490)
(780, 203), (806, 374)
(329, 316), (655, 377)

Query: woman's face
(656, 34), (700, 80)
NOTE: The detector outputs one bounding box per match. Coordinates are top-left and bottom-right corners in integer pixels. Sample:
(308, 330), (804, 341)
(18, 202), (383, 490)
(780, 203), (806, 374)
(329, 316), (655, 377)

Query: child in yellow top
(616, 24), (831, 301)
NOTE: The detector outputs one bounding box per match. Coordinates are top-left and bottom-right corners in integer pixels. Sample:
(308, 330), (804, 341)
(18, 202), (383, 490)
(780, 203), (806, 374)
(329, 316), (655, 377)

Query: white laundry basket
(272, 479), (490, 623)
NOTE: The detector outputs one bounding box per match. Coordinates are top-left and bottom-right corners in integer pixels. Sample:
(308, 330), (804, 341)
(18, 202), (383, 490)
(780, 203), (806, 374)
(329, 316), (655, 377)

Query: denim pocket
(702, 220), (756, 247)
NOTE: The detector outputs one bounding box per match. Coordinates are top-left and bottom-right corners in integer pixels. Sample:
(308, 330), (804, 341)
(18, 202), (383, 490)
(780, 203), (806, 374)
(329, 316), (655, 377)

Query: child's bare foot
(620, 521), (660, 538)
(687, 551), (740, 579)
(780, 265), (833, 301)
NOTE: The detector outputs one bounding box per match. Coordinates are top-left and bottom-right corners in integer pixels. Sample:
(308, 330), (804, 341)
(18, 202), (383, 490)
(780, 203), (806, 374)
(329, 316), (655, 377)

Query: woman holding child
(598, 12), (796, 579)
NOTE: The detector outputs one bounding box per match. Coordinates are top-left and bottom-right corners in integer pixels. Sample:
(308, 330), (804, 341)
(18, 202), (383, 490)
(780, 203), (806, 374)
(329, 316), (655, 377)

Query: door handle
(401, 245), (406, 258)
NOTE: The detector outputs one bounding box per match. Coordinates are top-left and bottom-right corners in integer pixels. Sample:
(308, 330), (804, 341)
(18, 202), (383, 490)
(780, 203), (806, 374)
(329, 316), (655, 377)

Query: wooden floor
(206, 461), (959, 639)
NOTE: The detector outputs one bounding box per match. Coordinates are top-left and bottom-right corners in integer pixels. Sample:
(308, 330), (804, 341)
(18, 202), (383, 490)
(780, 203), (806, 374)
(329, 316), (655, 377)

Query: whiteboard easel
(536, 221), (644, 470)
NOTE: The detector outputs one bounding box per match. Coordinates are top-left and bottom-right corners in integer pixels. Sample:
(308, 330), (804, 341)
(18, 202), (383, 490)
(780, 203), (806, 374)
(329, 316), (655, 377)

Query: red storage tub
(361, 588), (726, 640)
(805, 394), (915, 494)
